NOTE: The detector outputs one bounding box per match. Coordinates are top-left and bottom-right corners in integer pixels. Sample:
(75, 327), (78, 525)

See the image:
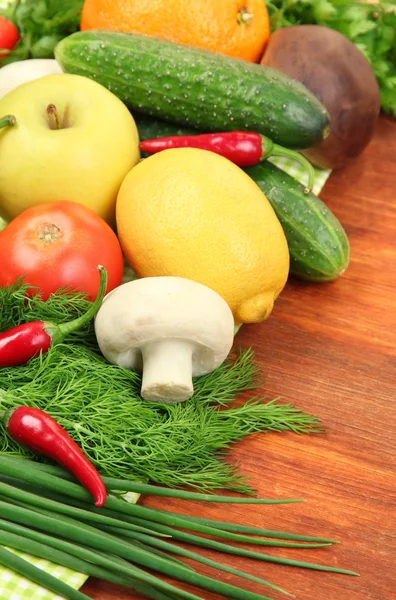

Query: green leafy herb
(0, 0), (83, 65)
(0, 279), (322, 492)
(266, 0), (396, 117)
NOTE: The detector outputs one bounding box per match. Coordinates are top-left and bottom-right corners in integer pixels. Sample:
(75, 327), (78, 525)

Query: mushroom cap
(94, 276), (235, 376)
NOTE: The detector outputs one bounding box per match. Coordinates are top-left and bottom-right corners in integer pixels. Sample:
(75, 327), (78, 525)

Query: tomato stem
(0, 115), (16, 129)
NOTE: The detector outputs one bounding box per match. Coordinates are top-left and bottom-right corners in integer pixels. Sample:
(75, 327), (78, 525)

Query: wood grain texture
(81, 114), (396, 600)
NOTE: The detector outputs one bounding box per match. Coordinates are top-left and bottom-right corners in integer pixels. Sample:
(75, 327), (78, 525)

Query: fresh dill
(0, 279), (323, 492)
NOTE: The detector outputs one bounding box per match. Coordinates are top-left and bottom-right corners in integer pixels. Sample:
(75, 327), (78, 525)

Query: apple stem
(47, 104), (60, 130)
(0, 115), (16, 129)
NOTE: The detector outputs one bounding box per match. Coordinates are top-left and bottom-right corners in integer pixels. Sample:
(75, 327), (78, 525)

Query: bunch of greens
(0, 280), (322, 493)
(266, 0), (396, 117)
(0, 0), (83, 65)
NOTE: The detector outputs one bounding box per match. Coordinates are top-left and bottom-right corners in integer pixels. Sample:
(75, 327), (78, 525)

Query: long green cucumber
(55, 31), (330, 150)
(134, 115), (349, 281)
(244, 162), (350, 281)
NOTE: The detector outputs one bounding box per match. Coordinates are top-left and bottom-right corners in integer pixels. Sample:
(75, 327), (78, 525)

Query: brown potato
(260, 25), (381, 169)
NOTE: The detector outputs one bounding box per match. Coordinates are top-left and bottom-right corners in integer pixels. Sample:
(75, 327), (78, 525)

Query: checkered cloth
(269, 155), (331, 196)
(0, 156), (330, 598)
(0, 549), (87, 600)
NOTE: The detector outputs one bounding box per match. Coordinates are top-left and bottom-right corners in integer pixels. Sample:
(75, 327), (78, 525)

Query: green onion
(0, 499), (281, 599)
(155, 510), (338, 543)
(0, 519), (191, 600)
(0, 455), (359, 600)
(0, 471), (335, 548)
(22, 460), (300, 503)
(1, 457), (302, 504)
(0, 464), (335, 544)
(0, 479), (166, 537)
(93, 513), (358, 576)
(100, 526), (292, 597)
(0, 457), (310, 545)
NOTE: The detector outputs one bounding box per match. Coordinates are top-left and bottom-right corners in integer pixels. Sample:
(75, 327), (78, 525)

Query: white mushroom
(94, 276), (235, 403)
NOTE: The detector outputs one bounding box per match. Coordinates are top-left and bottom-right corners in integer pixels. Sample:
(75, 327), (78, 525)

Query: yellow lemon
(116, 148), (289, 323)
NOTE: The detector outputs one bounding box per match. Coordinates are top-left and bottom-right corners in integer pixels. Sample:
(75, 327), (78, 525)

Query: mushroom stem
(141, 339), (195, 403)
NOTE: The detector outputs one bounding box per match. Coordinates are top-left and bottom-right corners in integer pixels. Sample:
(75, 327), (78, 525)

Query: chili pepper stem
(270, 144), (315, 194)
(0, 115), (16, 129)
(45, 265), (107, 344)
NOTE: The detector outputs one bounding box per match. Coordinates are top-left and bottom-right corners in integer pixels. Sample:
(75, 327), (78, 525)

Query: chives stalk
(0, 454), (359, 600)
(0, 499), (279, 599)
(103, 478), (300, 504)
(0, 494), (195, 577)
(100, 525), (292, 596)
(105, 518), (330, 549)
(0, 491), (193, 572)
(0, 519), (190, 600)
(0, 480), (166, 538)
(1, 489), (358, 579)
(95, 513), (359, 577)
(0, 492), (292, 595)
(0, 460), (316, 549)
(155, 510), (338, 543)
(2, 457), (302, 504)
(0, 525), (99, 575)
(0, 472), (334, 545)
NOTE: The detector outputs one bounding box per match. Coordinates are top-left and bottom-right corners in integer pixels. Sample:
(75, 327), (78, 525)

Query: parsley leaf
(0, 0), (83, 65)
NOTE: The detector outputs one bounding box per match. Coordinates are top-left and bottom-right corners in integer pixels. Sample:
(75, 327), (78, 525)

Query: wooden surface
(81, 114), (396, 600)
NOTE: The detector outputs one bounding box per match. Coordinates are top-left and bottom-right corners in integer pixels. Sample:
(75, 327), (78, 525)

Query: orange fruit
(80, 0), (270, 63)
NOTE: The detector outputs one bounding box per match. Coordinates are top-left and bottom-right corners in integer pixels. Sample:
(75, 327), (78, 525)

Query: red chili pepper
(140, 131), (315, 192)
(0, 16), (19, 54)
(3, 406), (107, 507)
(0, 265), (107, 368)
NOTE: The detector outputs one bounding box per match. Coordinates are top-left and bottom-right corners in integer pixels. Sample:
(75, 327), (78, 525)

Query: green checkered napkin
(0, 549), (88, 600)
(0, 157), (330, 599)
(269, 155), (331, 196)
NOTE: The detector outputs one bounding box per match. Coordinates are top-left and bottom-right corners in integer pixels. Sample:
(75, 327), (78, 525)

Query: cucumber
(134, 115), (350, 281)
(55, 31), (330, 150)
(244, 162), (350, 281)
(134, 114), (199, 142)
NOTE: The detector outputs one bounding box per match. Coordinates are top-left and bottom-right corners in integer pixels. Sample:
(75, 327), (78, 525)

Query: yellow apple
(0, 73), (140, 224)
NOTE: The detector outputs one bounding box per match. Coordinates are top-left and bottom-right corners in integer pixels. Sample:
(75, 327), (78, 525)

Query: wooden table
(81, 114), (396, 600)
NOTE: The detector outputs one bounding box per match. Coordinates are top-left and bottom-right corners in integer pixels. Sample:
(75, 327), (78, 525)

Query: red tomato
(0, 17), (19, 52)
(0, 201), (125, 300)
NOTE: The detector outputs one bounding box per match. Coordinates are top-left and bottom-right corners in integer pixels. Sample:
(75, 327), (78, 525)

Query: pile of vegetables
(0, 0), (390, 596)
